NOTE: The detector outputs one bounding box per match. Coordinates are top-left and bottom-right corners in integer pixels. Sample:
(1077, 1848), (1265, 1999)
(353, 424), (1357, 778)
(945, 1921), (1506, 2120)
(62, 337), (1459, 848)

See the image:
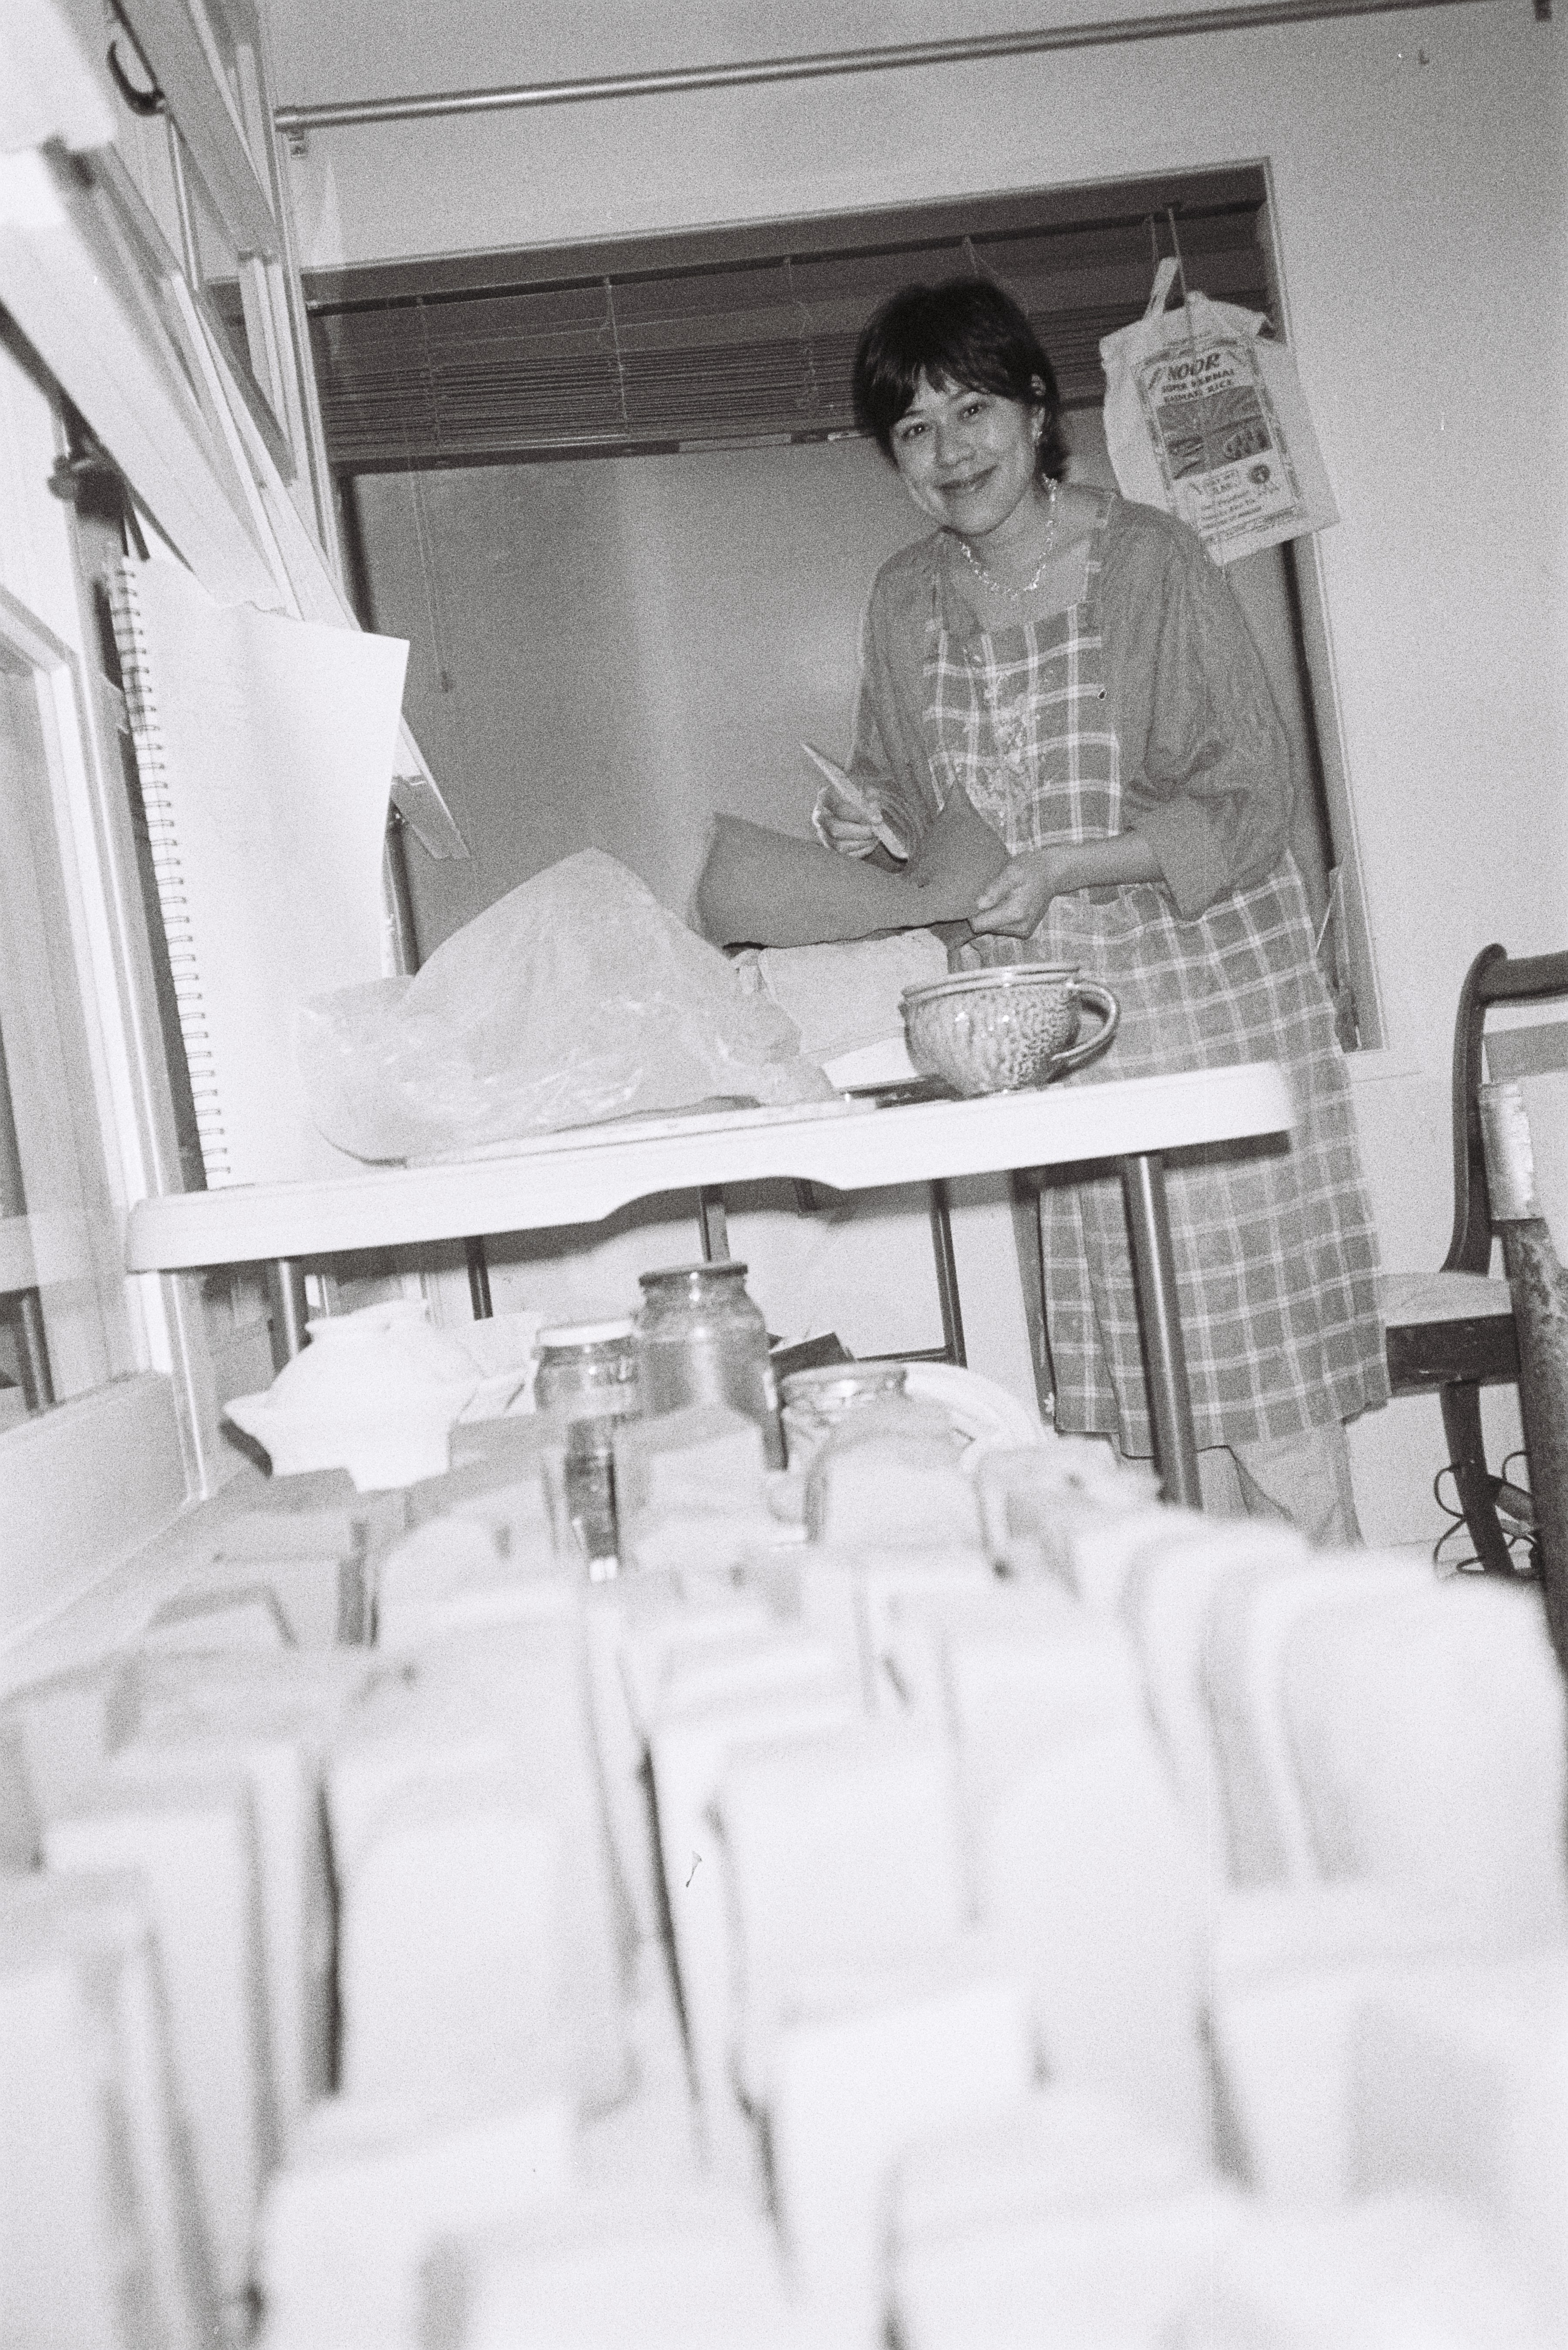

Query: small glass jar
(780, 1361), (908, 1471)
(534, 1319), (640, 1573)
(635, 1261), (784, 1469)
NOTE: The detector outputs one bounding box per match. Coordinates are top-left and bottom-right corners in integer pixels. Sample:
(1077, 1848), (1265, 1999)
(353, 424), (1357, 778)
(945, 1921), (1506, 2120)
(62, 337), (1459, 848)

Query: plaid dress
(926, 506), (1388, 1458)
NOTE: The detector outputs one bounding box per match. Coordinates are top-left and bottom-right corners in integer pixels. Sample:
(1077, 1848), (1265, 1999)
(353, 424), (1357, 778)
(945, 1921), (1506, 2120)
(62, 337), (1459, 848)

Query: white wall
(268, 0), (1567, 1539)
(359, 412), (1326, 952)
(354, 438), (918, 952)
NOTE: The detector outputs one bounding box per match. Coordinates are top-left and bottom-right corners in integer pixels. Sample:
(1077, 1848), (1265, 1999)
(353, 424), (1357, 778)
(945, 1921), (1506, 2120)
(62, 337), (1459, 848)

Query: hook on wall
(106, 2), (165, 116)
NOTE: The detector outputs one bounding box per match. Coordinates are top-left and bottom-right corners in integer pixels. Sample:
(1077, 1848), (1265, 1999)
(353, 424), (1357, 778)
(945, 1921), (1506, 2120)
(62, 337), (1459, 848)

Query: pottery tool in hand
(802, 743), (909, 861)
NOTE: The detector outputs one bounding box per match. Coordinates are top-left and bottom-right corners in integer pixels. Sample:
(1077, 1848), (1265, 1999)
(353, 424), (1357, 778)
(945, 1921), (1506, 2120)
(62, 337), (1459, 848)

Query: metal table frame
(125, 1062), (1293, 1507)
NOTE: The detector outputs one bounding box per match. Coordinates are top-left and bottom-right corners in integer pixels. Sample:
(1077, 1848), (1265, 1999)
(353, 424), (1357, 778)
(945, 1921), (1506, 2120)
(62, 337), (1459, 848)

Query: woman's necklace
(954, 477), (1060, 604)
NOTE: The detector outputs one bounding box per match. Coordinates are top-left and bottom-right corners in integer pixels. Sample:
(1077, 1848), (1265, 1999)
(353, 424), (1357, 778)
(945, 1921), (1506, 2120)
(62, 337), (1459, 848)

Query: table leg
(697, 1187), (731, 1262)
(1120, 1151), (1202, 1509)
(464, 1237), (494, 1318)
(927, 1180), (967, 1367)
(267, 1257), (310, 1369)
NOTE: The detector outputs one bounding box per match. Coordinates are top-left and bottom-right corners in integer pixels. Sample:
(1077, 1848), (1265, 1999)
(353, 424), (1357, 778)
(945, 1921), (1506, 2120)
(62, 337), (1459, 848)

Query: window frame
(0, 551), (206, 1647)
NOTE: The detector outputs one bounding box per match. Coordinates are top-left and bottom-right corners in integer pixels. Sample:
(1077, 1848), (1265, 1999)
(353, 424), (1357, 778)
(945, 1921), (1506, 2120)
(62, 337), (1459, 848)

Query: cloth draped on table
(917, 493), (1387, 1459)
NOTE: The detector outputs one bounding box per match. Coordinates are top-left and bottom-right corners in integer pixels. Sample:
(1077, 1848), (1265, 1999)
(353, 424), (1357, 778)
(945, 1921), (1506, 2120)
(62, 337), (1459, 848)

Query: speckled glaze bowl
(900, 964), (1120, 1096)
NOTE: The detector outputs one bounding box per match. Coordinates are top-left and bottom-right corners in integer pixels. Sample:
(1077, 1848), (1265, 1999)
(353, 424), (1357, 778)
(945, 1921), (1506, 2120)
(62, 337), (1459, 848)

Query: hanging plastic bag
(297, 849), (834, 1163)
(1100, 288), (1338, 566)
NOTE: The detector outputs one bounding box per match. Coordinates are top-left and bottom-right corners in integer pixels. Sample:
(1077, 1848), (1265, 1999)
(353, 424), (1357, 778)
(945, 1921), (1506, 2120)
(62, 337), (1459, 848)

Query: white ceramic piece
(894, 2181), (1247, 2350)
(1208, 1884), (1490, 2206)
(718, 1724), (970, 2103)
(766, 1948), (1036, 2342)
(45, 1770), (273, 2303)
(1166, 2194), (1549, 2350)
(900, 1362), (1046, 1459)
(901, 964), (1119, 1096)
(1282, 1577), (1568, 1950)
(258, 2089), (576, 2350)
(959, 1644), (1211, 2158)
(424, 2186), (799, 2350)
(224, 1299), (481, 1489)
(110, 1709), (333, 2143)
(1351, 1953), (1568, 2335)
(1, 1872), (221, 2350)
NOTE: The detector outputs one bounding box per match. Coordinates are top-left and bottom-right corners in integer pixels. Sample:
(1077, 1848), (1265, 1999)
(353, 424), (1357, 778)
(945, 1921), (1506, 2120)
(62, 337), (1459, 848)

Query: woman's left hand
(970, 846), (1069, 937)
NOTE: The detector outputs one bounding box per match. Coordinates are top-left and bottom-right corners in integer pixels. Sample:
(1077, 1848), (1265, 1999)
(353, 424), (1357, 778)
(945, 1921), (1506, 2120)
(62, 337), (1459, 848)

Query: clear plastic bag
(298, 850), (834, 1163)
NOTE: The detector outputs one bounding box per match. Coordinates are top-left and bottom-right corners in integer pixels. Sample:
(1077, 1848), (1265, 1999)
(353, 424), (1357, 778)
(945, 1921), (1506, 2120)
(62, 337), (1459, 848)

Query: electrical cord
(1430, 1450), (1538, 1578)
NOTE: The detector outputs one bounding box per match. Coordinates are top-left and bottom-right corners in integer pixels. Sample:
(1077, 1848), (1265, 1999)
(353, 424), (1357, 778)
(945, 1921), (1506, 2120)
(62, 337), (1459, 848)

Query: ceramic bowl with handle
(900, 963), (1120, 1096)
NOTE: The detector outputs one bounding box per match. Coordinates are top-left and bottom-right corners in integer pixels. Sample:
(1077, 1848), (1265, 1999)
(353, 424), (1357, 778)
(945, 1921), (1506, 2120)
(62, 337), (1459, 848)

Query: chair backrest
(1444, 946), (1568, 1275)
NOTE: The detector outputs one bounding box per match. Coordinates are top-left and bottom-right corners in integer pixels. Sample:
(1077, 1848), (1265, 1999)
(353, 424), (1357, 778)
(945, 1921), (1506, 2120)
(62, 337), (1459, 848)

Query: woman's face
(889, 373), (1042, 539)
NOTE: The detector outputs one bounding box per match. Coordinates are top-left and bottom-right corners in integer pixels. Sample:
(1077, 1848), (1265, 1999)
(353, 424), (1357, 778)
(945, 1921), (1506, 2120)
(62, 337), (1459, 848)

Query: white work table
(126, 1060), (1293, 1507)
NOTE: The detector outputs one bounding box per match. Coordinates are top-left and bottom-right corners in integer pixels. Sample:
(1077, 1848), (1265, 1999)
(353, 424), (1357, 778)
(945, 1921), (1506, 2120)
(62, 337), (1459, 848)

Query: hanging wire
(784, 255), (820, 416)
(1163, 202), (1238, 568)
(408, 301), (455, 694)
(961, 231), (1032, 314)
(398, 300), (485, 922)
(602, 279), (632, 433)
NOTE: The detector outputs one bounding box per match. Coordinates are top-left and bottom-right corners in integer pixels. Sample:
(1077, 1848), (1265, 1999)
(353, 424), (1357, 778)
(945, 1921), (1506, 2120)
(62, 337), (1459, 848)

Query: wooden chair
(1382, 943), (1568, 1572)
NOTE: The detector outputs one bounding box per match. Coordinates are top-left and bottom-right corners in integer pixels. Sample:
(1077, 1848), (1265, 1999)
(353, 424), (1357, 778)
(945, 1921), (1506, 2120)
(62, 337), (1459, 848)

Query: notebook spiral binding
(107, 558), (231, 1182)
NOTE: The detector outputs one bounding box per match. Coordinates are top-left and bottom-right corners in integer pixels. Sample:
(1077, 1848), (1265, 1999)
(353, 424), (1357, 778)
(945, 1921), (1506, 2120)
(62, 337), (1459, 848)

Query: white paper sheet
(111, 556), (407, 1186)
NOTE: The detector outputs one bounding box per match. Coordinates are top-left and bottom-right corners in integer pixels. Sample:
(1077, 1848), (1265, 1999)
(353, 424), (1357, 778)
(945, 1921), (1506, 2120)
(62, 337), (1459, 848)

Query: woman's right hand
(811, 779), (883, 858)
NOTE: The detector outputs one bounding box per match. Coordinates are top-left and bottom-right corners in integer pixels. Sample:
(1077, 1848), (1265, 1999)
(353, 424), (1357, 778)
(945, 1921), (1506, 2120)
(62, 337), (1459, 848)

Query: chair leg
(1439, 1380), (1518, 1575)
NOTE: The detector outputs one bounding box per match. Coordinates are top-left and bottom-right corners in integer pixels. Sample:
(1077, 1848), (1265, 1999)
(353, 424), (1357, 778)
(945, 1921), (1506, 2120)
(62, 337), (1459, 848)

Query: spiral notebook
(108, 556), (409, 1188)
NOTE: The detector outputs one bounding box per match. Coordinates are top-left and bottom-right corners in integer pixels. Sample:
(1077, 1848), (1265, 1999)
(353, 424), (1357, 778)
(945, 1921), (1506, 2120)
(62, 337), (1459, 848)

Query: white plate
(899, 1360), (1045, 1453)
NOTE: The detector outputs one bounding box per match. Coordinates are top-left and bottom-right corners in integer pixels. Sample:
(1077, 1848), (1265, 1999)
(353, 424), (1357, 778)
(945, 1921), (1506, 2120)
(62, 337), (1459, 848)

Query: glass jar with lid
(534, 1319), (641, 1574)
(780, 1361), (908, 1471)
(634, 1261), (784, 1469)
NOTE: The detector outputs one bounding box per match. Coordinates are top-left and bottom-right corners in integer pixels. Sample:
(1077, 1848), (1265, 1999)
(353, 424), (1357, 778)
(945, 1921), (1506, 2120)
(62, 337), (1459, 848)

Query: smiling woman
(855, 280), (1068, 552)
(892, 384), (1043, 543)
(812, 275), (1388, 1541)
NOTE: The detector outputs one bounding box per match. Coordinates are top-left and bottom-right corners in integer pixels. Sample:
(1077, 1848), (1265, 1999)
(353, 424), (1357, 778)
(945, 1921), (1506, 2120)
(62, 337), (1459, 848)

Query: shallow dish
(900, 962), (1119, 1097)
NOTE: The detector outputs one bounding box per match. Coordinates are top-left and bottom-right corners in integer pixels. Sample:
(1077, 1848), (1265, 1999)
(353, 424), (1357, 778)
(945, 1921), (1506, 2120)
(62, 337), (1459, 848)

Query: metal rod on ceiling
(274, 0), (1493, 132)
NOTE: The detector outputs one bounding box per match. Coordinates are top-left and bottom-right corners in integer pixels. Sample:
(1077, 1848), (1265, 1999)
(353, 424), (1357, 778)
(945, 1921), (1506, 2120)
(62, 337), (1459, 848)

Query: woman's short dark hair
(851, 278), (1068, 482)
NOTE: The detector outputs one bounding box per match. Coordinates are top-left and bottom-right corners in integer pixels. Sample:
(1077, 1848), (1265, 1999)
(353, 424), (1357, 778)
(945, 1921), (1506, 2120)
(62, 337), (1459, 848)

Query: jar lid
(637, 1261), (750, 1287)
(536, 1318), (636, 1349)
(782, 1363), (907, 1405)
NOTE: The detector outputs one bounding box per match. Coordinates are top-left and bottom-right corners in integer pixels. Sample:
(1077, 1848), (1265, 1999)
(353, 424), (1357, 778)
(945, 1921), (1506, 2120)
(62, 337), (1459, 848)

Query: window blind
(306, 170), (1272, 472)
